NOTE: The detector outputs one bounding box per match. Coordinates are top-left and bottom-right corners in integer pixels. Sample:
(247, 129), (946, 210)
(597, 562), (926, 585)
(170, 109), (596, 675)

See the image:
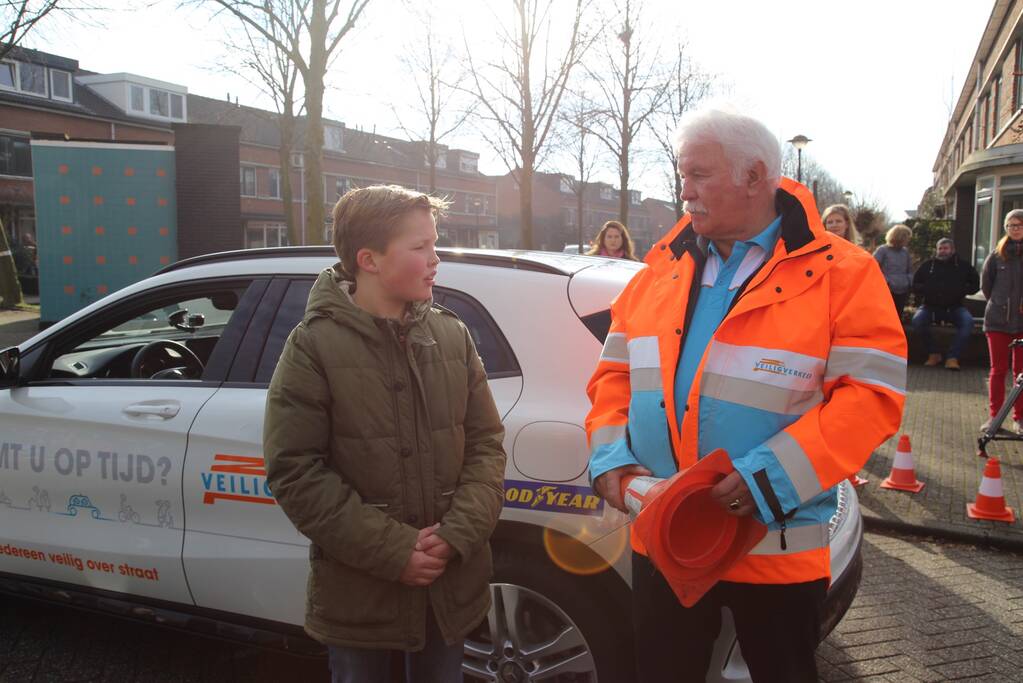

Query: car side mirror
(168, 309), (205, 333)
(0, 346), (20, 388)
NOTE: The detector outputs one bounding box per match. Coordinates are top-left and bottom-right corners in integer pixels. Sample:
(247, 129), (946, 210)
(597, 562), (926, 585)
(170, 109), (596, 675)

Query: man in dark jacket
(911, 238), (980, 369)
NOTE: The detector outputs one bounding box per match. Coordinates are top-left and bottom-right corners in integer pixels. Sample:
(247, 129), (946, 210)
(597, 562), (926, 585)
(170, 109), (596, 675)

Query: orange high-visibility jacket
(586, 179), (907, 585)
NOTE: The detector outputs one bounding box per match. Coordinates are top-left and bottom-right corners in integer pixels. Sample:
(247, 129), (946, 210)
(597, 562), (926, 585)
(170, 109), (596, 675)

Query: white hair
(672, 108), (782, 188)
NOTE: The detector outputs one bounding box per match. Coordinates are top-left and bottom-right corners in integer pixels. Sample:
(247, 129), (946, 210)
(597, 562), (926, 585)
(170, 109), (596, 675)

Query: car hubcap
(463, 583), (597, 682)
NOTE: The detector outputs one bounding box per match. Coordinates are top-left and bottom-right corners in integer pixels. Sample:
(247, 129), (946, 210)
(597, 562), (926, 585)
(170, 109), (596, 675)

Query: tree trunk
(0, 218), (24, 309)
(279, 111), (299, 246)
(673, 167), (683, 219)
(519, 165), (534, 250)
(303, 0), (328, 245)
(577, 188), (585, 251)
(619, 149), (629, 225)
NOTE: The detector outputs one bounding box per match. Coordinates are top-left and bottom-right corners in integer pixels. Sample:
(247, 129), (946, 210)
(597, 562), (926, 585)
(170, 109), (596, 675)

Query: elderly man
(585, 109), (906, 682)
(910, 237), (980, 370)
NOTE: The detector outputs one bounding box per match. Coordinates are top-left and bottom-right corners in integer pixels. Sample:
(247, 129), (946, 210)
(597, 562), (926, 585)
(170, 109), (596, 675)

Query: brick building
(931, 0), (1023, 273)
(496, 171), (663, 254)
(1, 45), (499, 295)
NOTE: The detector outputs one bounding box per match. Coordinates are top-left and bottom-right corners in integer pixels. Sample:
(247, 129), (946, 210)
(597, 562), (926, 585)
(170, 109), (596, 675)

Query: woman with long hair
(981, 209), (1023, 433)
(821, 204), (861, 246)
(873, 224), (914, 317)
(587, 220), (638, 260)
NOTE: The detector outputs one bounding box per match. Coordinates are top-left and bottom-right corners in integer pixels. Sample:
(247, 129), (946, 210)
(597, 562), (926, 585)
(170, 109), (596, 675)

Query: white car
(0, 247), (862, 682)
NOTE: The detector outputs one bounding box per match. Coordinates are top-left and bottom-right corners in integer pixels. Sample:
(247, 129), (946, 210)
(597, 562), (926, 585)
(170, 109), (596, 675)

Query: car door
(181, 275), (525, 624)
(0, 278), (262, 605)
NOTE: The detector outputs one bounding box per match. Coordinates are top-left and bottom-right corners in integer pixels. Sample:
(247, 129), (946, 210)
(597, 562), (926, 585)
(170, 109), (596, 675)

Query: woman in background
(821, 204), (861, 246)
(873, 224), (914, 317)
(587, 220), (638, 260)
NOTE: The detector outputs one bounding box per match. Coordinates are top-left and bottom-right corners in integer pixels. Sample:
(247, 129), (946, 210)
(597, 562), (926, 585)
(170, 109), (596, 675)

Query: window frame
(324, 125), (344, 152)
(50, 69), (72, 102)
(0, 60), (15, 90)
(267, 167), (282, 199)
(18, 61), (47, 97)
(240, 166), (257, 197)
(0, 133), (33, 178)
(129, 84), (145, 112)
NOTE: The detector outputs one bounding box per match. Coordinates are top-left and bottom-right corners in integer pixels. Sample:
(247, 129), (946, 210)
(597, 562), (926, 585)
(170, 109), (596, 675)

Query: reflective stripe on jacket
(585, 178), (907, 585)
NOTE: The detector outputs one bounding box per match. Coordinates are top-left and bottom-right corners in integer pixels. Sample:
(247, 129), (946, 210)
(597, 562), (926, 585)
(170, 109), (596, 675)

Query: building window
(170, 93), (183, 119)
(599, 187), (614, 201)
(268, 168), (281, 199)
(434, 154), (447, 169)
(630, 190), (641, 205)
(240, 166), (257, 197)
(459, 155), (478, 174)
(19, 62), (46, 95)
(150, 89), (169, 117)
(562, 207), (576, 226)
(1017, 41), (1023, 110)
(324, 125), (343, 151)
(993, 76), (1002, 135)
(0, 62), (13, 89)
(49, 69), (71, 101)
(245, 222), (288, 248)
(0, 134), (32, 177)
(466, 195), (489, 215)
(130, 84), (144, 111)
(560, 177), (573, 194)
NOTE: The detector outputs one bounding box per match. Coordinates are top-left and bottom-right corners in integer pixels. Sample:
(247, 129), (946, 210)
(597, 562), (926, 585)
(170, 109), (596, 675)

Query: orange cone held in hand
(621, 450), (767, 607)
(849, 474), (869, 488)
(880, 435), (924, 493)
(967, 457), (1016, 523)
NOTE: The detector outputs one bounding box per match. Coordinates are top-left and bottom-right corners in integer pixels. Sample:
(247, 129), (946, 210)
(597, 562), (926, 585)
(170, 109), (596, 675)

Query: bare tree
(205, 0), (372, 245)
(2, 1), (59, 61)
(584, 0), (670, 225)
(558, 94), (601, 250)
(781, 147), (848, 211)
(463, 0), (591, 249)
(393, 11), (473, 195)
(216, 9), (305, 246)
(649, 41), (710, 219)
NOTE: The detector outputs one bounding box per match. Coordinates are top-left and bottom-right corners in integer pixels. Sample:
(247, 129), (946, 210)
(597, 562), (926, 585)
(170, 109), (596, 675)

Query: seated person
(910, 238), (980, 370)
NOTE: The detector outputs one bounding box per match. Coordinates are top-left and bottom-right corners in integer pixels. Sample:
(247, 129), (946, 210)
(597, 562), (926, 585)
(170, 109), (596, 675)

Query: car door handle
(123, 402), (180, 419)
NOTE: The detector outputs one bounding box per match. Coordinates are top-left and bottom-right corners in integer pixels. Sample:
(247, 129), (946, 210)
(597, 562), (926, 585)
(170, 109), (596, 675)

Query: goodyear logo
(752, 358), (813, 380)
(503, 480), (603, 516)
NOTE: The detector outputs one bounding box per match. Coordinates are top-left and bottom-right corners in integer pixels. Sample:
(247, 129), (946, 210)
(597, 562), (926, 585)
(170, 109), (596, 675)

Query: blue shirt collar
(708, 214), (783, 259)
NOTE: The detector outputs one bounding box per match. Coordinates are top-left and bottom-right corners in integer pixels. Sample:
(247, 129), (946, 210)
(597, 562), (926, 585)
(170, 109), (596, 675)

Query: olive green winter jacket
(263, 265), (506, 650)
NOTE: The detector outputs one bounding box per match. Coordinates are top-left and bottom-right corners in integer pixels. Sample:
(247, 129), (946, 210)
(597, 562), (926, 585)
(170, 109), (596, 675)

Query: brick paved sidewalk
(858, 365), (1023, 548)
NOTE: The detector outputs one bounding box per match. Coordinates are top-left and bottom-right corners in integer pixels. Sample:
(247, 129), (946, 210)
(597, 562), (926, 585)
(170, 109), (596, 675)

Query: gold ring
(729, 498), (741, 511)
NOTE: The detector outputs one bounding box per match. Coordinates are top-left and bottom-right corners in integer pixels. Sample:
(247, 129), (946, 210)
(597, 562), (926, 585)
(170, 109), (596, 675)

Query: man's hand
(710, 471), (756, 517)
(416, 523), (454, 560)
(594, 464), (653, 513)
(399, 549), (447, 586)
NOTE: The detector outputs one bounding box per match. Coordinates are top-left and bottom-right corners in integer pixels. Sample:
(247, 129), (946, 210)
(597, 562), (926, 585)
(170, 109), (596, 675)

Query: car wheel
(463, 545), (634, 683)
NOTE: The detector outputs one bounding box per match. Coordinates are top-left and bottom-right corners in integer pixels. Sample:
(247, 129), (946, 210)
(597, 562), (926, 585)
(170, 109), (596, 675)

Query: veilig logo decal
(201, 454), (275, 505)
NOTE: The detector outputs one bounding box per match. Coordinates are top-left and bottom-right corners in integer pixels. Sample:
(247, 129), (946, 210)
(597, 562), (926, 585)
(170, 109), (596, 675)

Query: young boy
(263, 185), (506, 682)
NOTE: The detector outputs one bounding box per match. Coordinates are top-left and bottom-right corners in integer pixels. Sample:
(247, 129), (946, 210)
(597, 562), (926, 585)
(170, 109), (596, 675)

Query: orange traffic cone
(967, 457), (1016, 523)
(880, 435), (924, 493)
(849, 474), (869, 488)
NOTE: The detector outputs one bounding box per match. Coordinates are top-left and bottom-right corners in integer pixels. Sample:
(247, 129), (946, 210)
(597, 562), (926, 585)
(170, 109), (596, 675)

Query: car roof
(157, 246), (622, 278)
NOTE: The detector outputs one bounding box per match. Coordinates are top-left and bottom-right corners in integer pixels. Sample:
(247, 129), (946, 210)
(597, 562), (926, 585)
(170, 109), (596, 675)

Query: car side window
(254, 279), (315, 384)
(436, 289), (520, 378)
(46, 287), (249, 381)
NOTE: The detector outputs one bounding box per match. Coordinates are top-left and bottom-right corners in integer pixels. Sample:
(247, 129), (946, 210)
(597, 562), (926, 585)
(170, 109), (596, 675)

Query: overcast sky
(34, 0), (994, 220)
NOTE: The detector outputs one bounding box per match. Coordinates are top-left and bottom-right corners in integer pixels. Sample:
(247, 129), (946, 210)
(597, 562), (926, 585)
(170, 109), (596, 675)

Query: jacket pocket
(309, 557), (400, 625)
(445, 543), (493, 607)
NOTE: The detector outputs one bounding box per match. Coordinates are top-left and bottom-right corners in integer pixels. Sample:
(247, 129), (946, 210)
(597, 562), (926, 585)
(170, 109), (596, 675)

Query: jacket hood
(304, 265), (434, 340)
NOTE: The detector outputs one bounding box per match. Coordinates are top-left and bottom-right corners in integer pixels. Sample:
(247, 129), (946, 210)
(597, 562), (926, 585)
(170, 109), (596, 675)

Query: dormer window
(0, 63), (15, 89)
(50, 70), (71, 101)
(460, 155), (478, 173)
(150, 89), (169, 116)
(560, 177), (573, 193)
(324, 125), (344, 151)
(19, 62), (45, 95)
(130, 85), (144, 111)
(599, 187), (613, 201)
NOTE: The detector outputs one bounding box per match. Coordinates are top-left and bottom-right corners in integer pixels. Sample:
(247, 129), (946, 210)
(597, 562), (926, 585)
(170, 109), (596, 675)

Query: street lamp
(787, 134), (811, 183)
(472, 199), (482, 248)
(843, 190), (854, 206)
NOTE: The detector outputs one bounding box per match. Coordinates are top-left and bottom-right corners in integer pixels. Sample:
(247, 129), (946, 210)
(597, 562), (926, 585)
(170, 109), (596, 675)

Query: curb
(862, 513), (1023, 554)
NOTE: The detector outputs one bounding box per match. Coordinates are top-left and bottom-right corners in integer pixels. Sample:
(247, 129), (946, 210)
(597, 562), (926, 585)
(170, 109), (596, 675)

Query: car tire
(463, 543), (635, 683)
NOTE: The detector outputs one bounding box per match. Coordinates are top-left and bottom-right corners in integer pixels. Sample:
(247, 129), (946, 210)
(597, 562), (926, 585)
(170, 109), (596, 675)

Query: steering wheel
(130, 340), (205, 379)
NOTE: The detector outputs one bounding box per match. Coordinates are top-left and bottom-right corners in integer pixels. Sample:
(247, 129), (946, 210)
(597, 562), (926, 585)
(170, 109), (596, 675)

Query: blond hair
(331, 185), (448, 277)
(586, 220), (638, 260)
(885, 224), (912, 248)
(821, 204), (861, 245)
